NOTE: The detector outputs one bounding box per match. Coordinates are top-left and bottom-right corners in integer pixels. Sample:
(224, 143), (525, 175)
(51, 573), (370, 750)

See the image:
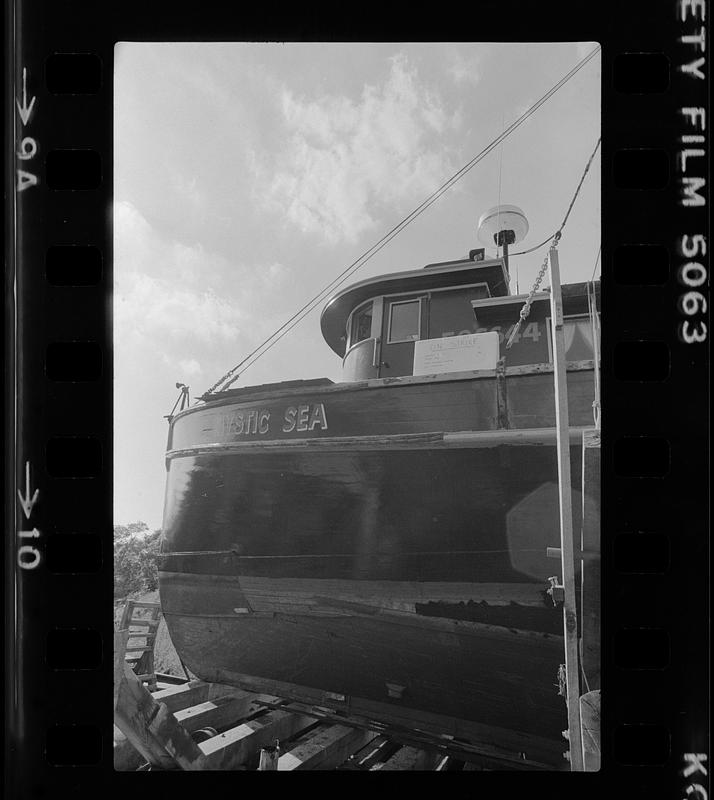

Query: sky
(114, 41), (601, 530)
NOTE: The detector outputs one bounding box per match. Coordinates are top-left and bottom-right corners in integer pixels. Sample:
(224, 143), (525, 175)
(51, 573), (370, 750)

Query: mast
(477, 205), (528, 289)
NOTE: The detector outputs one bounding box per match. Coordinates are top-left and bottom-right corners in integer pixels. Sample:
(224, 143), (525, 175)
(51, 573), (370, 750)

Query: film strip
(5, 0), (709, 793)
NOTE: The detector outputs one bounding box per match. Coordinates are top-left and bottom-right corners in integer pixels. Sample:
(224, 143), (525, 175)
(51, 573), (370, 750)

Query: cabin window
(388, 299), (421, 343)
(349, 302), (373, 348)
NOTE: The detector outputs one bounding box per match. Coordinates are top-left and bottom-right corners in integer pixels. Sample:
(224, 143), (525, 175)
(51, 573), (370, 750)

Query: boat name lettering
(282, 403), (328, 433)
(221, 403), (328, 437)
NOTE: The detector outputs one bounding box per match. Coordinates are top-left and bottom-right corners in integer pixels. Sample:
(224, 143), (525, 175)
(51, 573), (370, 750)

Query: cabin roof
(320, 257), (510, 357)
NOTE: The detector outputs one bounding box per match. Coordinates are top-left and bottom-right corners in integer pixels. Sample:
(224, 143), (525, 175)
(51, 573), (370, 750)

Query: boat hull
(158, 368), (595, 759)
(160, 595), (566, 762)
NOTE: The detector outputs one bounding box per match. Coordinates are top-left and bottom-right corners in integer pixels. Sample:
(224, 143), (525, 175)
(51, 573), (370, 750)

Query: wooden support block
(129, 602), (162, 611)
(114, 630), (129, 708)
(114, 661), (189, 769)
(375, 745), (442, 771)
(240, 694), (286, 719)
(174, 692), (257, 733)
(113, 725), (147, 772)
(129, 618), (160, 628)
(144, 702), (208, 770)
(151, 681), (212, 713)
(154, 672), (190, 686)
(278, 724), (377, 770)
(114, 637), (206, 771)
(198, 710), (314, 770)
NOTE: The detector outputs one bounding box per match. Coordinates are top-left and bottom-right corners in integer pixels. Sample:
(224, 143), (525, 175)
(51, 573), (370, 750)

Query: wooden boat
(158, 243), (600, 766)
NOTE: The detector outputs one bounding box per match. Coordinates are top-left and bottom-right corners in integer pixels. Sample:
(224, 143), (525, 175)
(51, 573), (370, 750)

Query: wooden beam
(548, 246), (584, 771)
(208, 669), (564, 767)
(174, 692), (257, 733)
(150, 682), (207, 710)
(129, 602), (162, 611)
(114, 661), (195, 769)
(257, 700), (553, 770)
(198, 710), (315, 770)
(128, 618), (161, 628)
(113, 725), (146, 771)
(155, 672), (190, 685)
(580, 429), (601, 693)
(113, 630), (129, 709)
(278, 724), (376, 770)
(114, 634), (205, 770)
(376, 745), (442, 770)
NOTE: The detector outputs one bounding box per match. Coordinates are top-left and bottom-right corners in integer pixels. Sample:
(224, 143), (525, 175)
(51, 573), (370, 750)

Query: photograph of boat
(158, 224), (600, 766)
(114, 42), (601, 769)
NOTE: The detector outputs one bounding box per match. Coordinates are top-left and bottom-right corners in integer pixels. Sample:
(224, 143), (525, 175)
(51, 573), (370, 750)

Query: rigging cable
(204, 45), (601, 396)
(590, 243), (602, 282)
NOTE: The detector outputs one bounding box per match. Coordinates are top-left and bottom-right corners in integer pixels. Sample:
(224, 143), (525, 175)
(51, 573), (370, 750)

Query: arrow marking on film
(18, 461), (39, 519)
(16, 68), (36, 126)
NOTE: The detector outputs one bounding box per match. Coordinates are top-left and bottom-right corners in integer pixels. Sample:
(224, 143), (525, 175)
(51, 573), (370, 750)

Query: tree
(114, 522), (162, 599)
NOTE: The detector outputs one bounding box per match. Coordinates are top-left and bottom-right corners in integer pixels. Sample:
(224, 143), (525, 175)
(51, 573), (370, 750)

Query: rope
(203, 46), (602, 396)
(589, 244), (601, 283)
(505, 136), (600, 349)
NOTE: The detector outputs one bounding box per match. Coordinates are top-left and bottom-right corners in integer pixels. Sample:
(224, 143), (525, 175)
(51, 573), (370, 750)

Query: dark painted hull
(159, 366), (596, 760)
(160, 597), (566, 764)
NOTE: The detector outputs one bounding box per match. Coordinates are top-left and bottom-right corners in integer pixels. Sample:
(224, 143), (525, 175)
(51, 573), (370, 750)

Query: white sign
(413, 332), (500, 375)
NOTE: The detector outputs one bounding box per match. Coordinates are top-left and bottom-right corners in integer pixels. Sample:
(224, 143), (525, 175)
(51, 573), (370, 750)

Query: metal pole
(589, 283), (601, 429)
(548, 247), (584, 771)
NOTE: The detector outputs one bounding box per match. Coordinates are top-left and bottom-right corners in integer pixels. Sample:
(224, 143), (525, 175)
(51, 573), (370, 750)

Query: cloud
(115, 271), (240, 346)
(160, 356), (204, 378)
(114, 201), (242, 347)
(254, 53), (461, 244)
(447, 51), (481, 85)
(113, 202), (293, 385)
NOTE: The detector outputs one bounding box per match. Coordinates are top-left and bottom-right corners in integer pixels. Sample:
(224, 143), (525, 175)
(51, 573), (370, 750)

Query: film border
(4, 0), (709, 794)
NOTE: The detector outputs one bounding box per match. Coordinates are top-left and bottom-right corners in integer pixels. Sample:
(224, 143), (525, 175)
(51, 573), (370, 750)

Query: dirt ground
(114, 590), (189, 678)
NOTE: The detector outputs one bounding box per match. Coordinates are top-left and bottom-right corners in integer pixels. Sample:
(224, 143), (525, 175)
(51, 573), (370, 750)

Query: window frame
(347, 300), (374, 350)
(387, 297), (423, 344)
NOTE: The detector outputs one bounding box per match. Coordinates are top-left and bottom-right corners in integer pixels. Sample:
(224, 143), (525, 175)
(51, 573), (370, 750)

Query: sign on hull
(413, 332), (500, 375)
